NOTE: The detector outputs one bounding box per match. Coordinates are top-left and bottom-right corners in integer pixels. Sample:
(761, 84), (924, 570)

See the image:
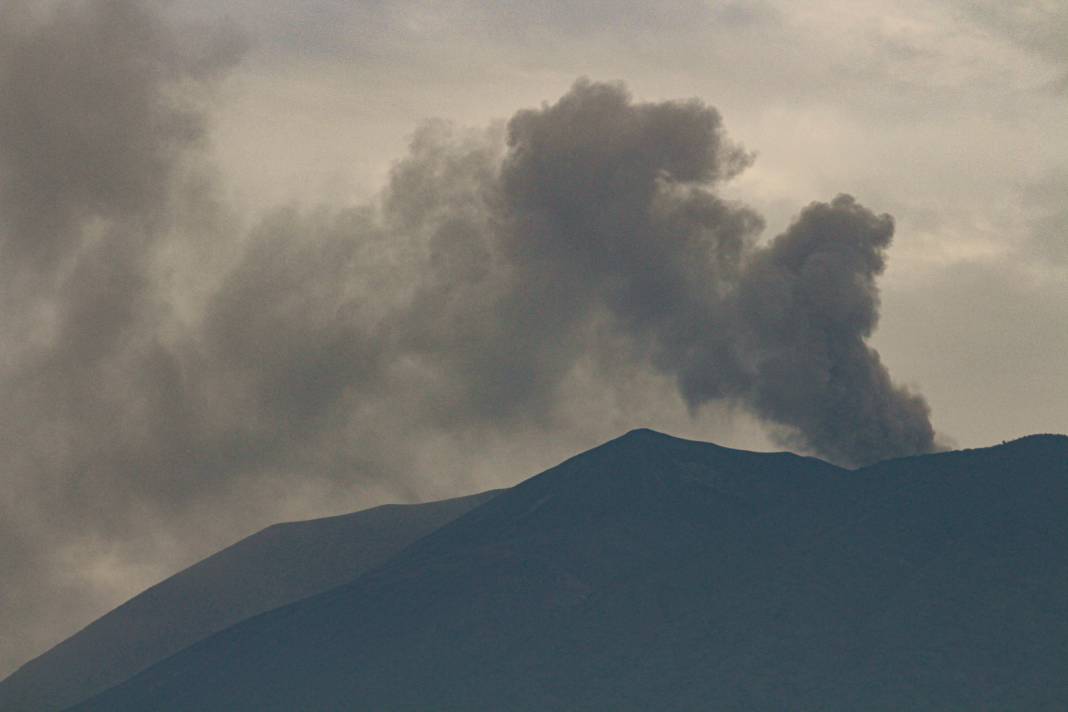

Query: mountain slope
(0, 490), (497, 712)
(74, 431), (1068, 710)
(73, 429), (850, 711)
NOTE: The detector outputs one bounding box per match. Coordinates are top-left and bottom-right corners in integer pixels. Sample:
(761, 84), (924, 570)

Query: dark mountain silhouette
(0, 490), (497, 712)
(43, 430), (1068, 710)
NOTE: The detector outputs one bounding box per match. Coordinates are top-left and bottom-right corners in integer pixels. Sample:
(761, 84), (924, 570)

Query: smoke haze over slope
(0, 0), (947, 676)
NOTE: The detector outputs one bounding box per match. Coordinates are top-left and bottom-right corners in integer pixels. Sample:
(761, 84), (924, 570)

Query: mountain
(0, 490), (498, 712)
(51, 430), (1068, 710)
(71, 429), (851, 710)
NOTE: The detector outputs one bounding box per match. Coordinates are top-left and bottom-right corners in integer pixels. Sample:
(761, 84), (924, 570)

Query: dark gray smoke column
(737, 197), (937, 465)
(493, 80), (937, 466)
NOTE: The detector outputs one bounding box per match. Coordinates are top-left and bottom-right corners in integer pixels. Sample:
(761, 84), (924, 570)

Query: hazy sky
(0, 0), (1065, 677)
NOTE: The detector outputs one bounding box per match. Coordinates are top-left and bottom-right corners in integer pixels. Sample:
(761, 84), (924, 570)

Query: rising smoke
(0, 0), (938, 677)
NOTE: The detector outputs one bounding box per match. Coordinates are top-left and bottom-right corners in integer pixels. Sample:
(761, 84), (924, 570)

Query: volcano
(12, 429), (1068, 711)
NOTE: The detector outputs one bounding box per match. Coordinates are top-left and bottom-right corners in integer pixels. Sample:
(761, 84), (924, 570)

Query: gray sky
(0, 0), (1065, 678)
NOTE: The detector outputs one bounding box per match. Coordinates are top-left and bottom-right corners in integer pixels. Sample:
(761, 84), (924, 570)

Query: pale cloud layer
(0, 0), (1064, 680)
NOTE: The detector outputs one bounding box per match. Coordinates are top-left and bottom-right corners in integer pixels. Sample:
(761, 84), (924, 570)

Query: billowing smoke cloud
(0, 0), (938, 678)
(490, 84), (936, 465)
(736, 197), (935, 464)
(0, 0), (249, 674)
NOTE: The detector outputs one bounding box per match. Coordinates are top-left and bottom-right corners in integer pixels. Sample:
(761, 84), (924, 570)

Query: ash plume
(492, 84), (937, 465)
(0, 0), (938, 678)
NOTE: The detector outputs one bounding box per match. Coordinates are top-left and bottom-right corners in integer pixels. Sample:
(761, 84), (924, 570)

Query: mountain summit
(56, 431), (1068, 710)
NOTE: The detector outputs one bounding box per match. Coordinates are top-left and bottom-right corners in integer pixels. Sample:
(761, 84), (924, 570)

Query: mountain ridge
(72, 430), (1066, 710)
(9, 429), (1066, 711)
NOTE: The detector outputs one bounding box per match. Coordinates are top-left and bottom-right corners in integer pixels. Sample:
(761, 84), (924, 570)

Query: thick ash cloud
(736, 197), (936, 465)
(0, 1), (938, 678)
(0, 0), (247, 675)
(484, 81), (935, 466)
